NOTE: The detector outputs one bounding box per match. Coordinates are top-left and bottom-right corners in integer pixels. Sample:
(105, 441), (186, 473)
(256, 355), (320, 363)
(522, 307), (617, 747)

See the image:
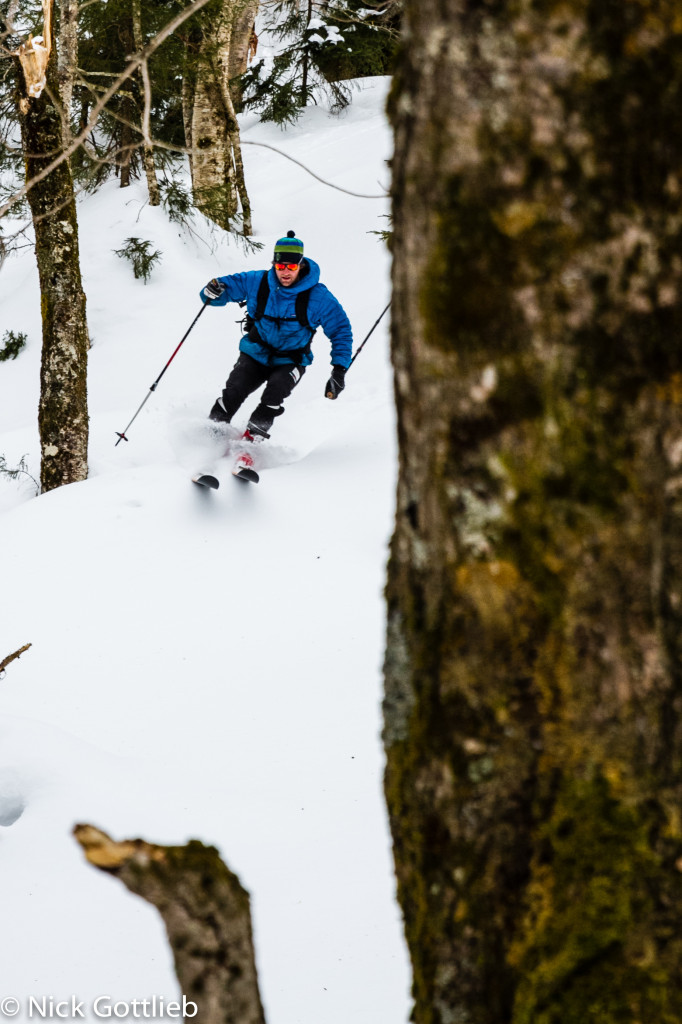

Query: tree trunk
(385, 3), (682, 1023)
(17, 14), (89, 493)
(117, 18), (136, 189)
(300, 0), (313, 106)
(118, 104), (135, 187)
(187, 0), (253, 233)
(57, 0), (77, 145)
(214, 52), (252, 235)
(227, 0), (258, 110)
(131, 0), (160, 206)
(74, 826), (267, 1024)
(181, 49), (195, 179)
(190, 5), (237, 230)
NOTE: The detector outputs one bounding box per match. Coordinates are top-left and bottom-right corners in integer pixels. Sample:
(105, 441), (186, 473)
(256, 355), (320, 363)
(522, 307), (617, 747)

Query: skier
(200, 231), (353, 439)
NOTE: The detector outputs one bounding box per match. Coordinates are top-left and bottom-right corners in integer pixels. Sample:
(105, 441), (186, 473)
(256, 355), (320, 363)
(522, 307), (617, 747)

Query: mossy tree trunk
(385, 3), (682, 1023)
(74, 826), (267, 1024)
(18, 32), (89, 493)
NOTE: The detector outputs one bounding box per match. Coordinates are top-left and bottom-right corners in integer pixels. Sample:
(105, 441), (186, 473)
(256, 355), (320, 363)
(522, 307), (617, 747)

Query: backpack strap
(254, 273), (313, 331)
(246, 274), (317, 365)
(254, 271), (270, 322)
(294, 289), (312, 331)
(238, 272), (270, 334)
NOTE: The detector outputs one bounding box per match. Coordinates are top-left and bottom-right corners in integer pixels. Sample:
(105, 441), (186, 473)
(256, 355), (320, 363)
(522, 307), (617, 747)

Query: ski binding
(231, 429), (261, 483)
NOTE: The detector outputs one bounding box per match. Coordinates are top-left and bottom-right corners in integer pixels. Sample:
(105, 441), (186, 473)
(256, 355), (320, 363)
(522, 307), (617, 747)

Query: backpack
(240, 272), (316, 365)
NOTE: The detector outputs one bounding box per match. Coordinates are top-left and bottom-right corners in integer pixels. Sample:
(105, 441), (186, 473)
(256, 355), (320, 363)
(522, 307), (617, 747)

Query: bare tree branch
(0, 643), (32, 677)
(241, 139), (387, 198)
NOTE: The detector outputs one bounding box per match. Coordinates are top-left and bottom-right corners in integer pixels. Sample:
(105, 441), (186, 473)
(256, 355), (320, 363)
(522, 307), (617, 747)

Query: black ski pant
(218, 351), (306, 425)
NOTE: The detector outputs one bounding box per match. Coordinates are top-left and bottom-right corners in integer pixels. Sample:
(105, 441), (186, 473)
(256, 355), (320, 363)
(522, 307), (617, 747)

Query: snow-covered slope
(0, 78), (409, 1024)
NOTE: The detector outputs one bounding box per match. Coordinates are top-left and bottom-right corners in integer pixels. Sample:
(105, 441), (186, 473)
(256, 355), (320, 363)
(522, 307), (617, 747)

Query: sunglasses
(273, 261), (301, 271)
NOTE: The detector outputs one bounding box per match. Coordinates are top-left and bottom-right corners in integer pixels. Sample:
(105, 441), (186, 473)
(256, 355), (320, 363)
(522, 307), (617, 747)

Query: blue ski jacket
(200, 258), (353, 369)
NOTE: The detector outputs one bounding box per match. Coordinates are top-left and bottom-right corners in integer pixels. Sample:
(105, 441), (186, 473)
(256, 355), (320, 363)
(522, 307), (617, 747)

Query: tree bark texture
(57, 0), (77, 145)
(300, 0), (313, 105)
(385, 4), (682, 1023)
(185, 0), (254, 232)
(117, 17), (136, 189)
(74, 826), (266, 1024)
(227, 0), (258, 109)
(18, 33), (89, 493)
(182, 59), (195, 177)
(132, 0), (160, 206)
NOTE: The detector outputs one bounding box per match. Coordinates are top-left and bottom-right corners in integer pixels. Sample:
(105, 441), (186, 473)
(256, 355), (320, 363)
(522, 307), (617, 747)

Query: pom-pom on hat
(274, 229), (304, 263)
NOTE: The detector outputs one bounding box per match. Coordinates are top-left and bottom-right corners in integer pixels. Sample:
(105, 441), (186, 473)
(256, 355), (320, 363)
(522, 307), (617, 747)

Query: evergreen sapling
(114, 237), (162, 283)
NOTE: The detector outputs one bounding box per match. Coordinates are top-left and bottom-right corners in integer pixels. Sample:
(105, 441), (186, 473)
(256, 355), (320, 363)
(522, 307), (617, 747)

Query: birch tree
(385, 2), (682, 1022)
(183, 0), (256, 233)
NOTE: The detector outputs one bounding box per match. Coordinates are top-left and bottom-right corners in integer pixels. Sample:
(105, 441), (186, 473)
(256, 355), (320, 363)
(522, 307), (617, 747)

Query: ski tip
(192, 474), (220, 489)
(233, 467), (259, 484)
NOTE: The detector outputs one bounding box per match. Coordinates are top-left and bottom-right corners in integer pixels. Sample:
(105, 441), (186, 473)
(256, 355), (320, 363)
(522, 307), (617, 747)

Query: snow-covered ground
(0, 78), (410, 1024)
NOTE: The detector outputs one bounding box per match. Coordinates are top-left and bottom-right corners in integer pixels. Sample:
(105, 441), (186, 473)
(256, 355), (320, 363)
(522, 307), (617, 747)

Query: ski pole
(348, 301), (391, 370)
(115, 303), (209, 446)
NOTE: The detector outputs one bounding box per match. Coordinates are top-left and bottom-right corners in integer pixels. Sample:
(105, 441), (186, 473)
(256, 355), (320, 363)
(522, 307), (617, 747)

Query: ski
(192, 474), (220, 489)
(232, 449), (260, 484)
(233, 465), (259, 483)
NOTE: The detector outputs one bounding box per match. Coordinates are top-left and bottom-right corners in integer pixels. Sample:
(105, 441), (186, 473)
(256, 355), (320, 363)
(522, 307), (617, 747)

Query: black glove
(202, 278), (226, 303)
(325, 365), (346, 400)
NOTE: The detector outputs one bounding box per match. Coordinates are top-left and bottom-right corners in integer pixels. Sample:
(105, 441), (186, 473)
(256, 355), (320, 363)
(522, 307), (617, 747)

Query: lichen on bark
(386, 2), (682, 1022)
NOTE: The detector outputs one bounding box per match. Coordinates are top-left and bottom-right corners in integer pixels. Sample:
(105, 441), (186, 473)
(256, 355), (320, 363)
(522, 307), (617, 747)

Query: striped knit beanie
(273, 230), (304, 263)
